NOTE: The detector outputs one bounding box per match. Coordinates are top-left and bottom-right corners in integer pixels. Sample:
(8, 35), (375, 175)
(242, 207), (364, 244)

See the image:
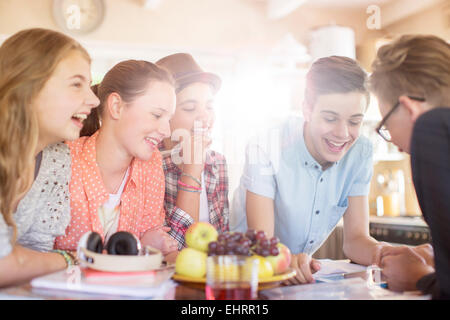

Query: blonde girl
(0, 28), (99, 287)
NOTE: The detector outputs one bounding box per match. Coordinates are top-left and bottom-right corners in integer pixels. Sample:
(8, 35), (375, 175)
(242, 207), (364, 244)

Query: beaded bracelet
(180, 172), (201, 187)
(178, 186), (201, 193)
(178, 179), (201, 191)
(52, 249), (74, 267)
(66, 251), (79, 266)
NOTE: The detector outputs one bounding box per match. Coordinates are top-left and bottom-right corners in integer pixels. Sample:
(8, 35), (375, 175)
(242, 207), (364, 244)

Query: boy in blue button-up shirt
(232, 56), (389, 284)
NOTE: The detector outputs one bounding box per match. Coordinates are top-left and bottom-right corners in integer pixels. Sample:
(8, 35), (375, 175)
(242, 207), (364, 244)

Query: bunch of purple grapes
(207, 231), (252, 256)
(207, 229), (280, 257)
(245, 229), (280, 257)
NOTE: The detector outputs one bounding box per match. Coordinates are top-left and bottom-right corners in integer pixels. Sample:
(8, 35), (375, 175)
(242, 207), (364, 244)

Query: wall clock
(52, 0), (105, 35)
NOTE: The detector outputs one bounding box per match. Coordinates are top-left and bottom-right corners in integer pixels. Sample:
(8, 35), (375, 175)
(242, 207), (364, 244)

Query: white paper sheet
(313, 259), (367, 278)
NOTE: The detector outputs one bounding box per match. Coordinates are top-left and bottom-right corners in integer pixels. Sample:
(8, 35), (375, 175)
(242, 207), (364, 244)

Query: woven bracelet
(178, 186), (201, 193)
(180, 172), (201, 187)
(52, 249), (74, 267)
(178, 179), (201, 191)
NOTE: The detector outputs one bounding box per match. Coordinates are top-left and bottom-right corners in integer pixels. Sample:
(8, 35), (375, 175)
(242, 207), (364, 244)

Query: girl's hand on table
(140, 226), (178, 256)
(164, 251), (179, 264)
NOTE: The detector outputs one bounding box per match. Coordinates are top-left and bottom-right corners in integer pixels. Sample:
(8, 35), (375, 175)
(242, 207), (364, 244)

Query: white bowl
(79, 246), (163, 272)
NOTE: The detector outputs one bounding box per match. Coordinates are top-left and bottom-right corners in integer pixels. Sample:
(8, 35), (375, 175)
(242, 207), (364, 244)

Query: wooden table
(0, 279), (429, 300)
(0, 261), (429, 300)
(0, 275), (283, 300)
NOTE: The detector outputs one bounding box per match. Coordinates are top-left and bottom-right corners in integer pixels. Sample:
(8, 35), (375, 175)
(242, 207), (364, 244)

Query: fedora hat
(156, 53), (221, 94)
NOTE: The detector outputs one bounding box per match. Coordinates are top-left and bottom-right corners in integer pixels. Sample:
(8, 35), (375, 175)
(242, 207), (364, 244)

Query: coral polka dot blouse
(54, 131), (166, 251)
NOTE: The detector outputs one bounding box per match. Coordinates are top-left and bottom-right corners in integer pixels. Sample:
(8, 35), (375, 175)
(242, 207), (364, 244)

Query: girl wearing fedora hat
(156, 53), (229, 250)
(232, 56), (391, 285)
(54, 60), (179, 260)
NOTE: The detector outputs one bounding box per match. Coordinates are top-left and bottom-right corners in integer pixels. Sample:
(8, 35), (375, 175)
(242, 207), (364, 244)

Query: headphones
(78, 231), (142, 256)
(77, 231), (163, 272)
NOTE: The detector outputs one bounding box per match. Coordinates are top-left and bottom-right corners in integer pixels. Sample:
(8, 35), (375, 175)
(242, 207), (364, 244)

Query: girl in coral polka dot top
(54, 60), (178, 258)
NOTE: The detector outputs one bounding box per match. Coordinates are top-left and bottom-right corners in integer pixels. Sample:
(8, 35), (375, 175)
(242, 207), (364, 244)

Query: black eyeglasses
(375, 96), (426, 142)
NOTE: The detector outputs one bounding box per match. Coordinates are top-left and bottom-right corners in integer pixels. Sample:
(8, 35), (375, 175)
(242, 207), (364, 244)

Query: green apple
(265, 243), (292, 275)
(185, 222), (218, 252)
(175, 248), (207, 278)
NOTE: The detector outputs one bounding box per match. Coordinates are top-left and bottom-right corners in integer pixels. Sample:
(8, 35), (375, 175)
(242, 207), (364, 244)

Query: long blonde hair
(0, 28), (90, 242)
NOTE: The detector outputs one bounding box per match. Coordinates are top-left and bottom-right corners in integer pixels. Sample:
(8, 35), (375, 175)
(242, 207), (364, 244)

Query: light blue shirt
(231, 116), (373, 255)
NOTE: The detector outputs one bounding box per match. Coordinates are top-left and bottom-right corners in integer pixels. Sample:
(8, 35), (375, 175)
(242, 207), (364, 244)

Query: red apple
(265, 243), (292, 275)
(185, 222), (218, 252)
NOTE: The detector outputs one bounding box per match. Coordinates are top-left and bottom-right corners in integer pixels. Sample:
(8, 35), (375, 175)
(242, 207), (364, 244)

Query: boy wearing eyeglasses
(370, 34), (450, 299)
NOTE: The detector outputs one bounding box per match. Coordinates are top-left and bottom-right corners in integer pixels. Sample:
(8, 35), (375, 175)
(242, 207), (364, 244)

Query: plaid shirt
(160, 147), (229, 249)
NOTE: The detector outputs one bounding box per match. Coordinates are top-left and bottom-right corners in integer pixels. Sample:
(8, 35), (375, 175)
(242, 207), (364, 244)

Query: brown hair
(81, 60), (175, 136)
(370, 34), (450, 107)
(304, 56), (370, 108)
(0, 28), (90, 241)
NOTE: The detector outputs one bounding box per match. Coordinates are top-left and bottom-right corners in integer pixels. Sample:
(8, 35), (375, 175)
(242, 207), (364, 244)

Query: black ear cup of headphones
(78, 231), (103, 255)
(78, 231), (141, 256)
(86, 232), (104, 253)
(105, 231), (141, 256)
